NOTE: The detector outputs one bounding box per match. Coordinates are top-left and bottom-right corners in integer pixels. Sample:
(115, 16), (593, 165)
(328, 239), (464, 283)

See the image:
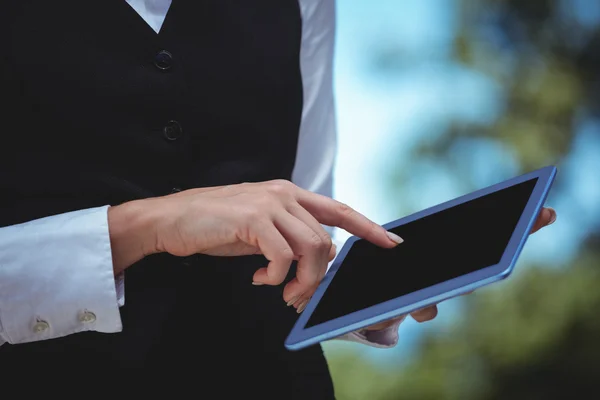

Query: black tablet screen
(305, 178), (538, 328)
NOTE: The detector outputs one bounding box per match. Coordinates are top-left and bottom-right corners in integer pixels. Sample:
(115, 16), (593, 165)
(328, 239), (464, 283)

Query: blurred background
(325, 0), (600, 399)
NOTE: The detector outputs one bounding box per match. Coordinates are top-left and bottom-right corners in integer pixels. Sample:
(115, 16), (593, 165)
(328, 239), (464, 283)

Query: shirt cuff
(116, 273), (125, 307)
(336, 316), (406, 348)
(0, 206), (123, 344)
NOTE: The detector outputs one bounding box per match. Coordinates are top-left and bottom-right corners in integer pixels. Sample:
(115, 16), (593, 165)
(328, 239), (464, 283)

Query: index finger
(252, 223), (295, 286)
(295, 189), (402, 248)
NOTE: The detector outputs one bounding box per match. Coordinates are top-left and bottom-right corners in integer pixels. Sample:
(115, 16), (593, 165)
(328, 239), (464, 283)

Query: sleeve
(291, 0), (337, 199)
(292, 0), (402, 348)
(335, 317), (406, 348)
(0, 206), (124, 346)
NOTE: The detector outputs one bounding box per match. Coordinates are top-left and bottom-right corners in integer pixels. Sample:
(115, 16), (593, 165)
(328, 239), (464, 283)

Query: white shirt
(0, 0), (401, 348)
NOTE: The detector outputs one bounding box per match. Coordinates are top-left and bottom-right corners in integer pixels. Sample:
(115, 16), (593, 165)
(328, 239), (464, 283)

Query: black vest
(1, 1), (334, 397)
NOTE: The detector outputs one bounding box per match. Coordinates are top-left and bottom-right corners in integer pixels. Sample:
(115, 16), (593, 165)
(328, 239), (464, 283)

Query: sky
(325, 0), (600, 364)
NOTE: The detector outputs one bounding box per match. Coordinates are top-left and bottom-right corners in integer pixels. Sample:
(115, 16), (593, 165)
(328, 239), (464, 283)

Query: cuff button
(79, 311), (97, 323)
(33, 320), (50, 333)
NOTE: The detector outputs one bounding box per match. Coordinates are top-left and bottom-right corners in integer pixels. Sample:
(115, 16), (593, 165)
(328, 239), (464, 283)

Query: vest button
(154, 50), (173, 71)
(163, 120), (182, 141)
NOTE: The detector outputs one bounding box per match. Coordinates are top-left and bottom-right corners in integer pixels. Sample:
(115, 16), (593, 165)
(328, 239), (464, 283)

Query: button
(154, 50), (173, 71)
(171, 187), (182, 194)
(163, 120), (182, 141)
(33, 320), (50, 333)
(79, 311), (96, 323)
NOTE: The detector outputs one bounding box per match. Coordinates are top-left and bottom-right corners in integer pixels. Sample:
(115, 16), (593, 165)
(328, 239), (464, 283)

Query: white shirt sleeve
(0, 206), (123, 346)
(294, 0), (401, 348)
(292, 0), (337, 199)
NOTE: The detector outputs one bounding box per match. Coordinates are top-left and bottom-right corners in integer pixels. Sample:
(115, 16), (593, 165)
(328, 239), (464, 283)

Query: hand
(108, 180), (403, 309)
(363, 206), (558, 331)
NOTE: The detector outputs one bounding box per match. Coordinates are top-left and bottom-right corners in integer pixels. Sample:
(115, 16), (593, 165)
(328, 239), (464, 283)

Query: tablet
(285, 165), (557, 350)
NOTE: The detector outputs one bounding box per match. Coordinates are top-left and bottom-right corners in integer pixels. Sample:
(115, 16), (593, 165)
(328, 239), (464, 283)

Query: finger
(256, 243), (335, 262)
(251, 223), (295, 287)
(295, 190), (402, 249)
(287, 203), (333, 281)
(282, 281), (313, 309)
(274, 212), (330, 302)
(410, 305), (438, 323)
(297, 298), (310, 313)
(285, 244), (337, 310)
(530, 207), (556, 234)
(328, 243), (337, 262)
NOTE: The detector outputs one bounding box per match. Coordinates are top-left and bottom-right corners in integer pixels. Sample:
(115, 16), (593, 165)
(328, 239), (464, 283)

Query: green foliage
(421, 0), (600, 172)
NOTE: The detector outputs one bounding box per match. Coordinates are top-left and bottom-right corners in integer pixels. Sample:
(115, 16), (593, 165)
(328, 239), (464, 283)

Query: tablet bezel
(285, 165), (557, 350)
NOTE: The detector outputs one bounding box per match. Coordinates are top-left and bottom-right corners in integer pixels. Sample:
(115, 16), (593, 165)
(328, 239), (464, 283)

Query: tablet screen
(305, 178), (538, 328)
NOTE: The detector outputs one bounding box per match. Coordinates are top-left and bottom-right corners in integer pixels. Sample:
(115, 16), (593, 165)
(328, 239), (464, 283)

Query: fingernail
(297, 299), (309, 314)
(548, 207), (557, 225)
(287, 295), (300, 306)
(252, 281), (264, 286)
(386, 231), (404, 245)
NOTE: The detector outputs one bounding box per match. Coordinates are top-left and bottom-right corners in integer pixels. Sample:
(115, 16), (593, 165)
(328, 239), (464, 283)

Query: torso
(0, 1), (334, 396)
